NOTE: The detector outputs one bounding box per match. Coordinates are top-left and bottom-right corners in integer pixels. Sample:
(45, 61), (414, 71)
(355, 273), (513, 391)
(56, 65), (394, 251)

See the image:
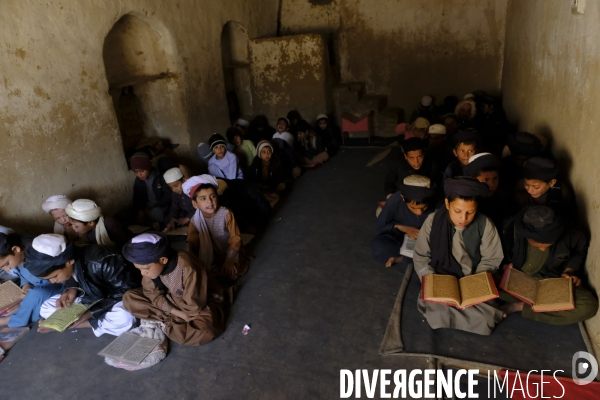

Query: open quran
(0, 281), (22, 315)
(421, 272), (499, 310)
(98, 332), (160, 365)
(39, 300), (99, 332)
(500, 265), (574, 312)
(399, 236), (415, 258)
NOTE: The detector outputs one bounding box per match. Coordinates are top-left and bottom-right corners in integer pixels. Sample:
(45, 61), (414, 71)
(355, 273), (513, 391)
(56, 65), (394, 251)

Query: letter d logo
(572, 351), (598, 385)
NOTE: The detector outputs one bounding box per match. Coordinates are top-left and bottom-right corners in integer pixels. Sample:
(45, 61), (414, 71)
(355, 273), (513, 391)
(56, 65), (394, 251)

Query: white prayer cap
(236, 118), (249, 127)
(0, 225), (14, 235)
(463, 93), (475, 100)
(421, 96), (433, 107)
(182, 174), (219, 198)
(65, 199), (102, 222)
(403, 175), (431, 188)
(32, 234), (67, 257)
(163, 167), (184, 184)
(316, 114), (328, 121)
(42, 195), (72, 214)
(131, 233), (162, 244)
(468, 152), (493, 163)
(428, 124), (446, 135)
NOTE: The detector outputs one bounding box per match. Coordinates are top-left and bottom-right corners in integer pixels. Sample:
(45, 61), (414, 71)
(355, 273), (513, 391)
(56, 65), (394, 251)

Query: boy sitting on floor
(66, 199), (132, 249)
(226, 127), (256, 171)
(26, 234), (140, 336)
(131, 152), (172, 229)
(502, 206), (598, 325)
(208, 133), (244, 180)
(163, 167), (196, 233)
(384, 137), (439, 198)
(442, 131), (479, 181)
(183, 176), (249, 281)
(413, 177), (505, 335)
(122, 232), (231, 346)
(0, 233), (63, 328)
(371, 175), (436, 268)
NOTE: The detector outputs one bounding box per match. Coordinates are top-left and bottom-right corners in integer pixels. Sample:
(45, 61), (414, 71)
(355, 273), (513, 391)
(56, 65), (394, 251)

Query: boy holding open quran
(413, 177), (505, 335)
(500, 205), (598, 324)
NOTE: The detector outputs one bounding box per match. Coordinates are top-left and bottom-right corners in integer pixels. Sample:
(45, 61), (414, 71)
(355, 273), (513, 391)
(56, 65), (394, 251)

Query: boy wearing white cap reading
(66, 199), (132, 249)
(163, 167), (196, 232)
(25, 234), (140, 336)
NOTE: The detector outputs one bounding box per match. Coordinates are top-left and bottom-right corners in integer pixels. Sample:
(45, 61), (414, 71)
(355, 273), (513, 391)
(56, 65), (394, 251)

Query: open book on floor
(0, 327), (29, 351)
(39, 300), (100, 332)
(0, 280), (23, 316)
(421, 272), (499, 310)
(399, 235), (415, 258)
(98, 332), (161, 366)
(499, 265), (574, 312)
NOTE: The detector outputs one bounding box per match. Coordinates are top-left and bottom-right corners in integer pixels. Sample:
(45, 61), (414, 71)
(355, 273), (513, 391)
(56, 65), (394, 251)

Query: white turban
(236, 118), (249, 127)
(42, 195), (72, 214)
(163, 168), (184, 184)
(65, 199), (114, 246)
(182, 175), (219, 198)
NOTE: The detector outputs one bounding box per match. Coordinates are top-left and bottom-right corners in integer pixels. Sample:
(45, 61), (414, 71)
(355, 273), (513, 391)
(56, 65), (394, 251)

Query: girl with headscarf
(0, 232), (64, 328)
(501, 206), (598, 325)
(65, 199), (132, 249)
(41, 195), (78, 242)
(248, 141), (287, 208)
(122, 232), (231, 346)
(183, 175), (249, 281)
(413, 177), (505, 335)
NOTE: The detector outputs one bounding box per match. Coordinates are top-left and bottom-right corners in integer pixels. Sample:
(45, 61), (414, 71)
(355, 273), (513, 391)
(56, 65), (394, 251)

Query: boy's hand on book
(163, 221), (175, 232)
(395, 225), (419, 240)
(68, 311), (91, 329)
(56, 289), (78, 309)
(561, 269), (581, 287)
(20, 284), (33, 298)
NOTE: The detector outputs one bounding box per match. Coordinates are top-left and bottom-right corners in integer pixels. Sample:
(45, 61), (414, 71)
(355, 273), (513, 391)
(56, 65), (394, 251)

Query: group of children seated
(0, 111), (340, 349)
(372, 93), (599, 335)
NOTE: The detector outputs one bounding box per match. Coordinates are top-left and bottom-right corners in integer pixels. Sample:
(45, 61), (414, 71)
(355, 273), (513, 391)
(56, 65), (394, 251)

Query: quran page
(501, 267), (538, 305)
(534, 278), (574, 312)
(458, 272), (499, 308)
(98, 332), (160, 365)
(0, 281), (22, 312)
(422, 274), (461, 308)
(39, 303), (90, 332)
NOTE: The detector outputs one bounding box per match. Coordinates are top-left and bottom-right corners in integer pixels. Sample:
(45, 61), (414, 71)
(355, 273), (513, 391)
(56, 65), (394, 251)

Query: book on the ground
(421, 272), (499, 310)
(165, 226), (189, 236)
(98, 332), (161, 365)
(399, 235), (415, 258)
(499, 265), (574, 312)
(39, 300), (98, 332)
(0, 327), (29, 351)
(0, 280), (22, 315)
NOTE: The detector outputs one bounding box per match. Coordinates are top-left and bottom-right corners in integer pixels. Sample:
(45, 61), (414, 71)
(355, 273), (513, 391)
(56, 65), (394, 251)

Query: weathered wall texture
(250, 34), (330, 124)
(281, 0), (507, 116)
(502, 0), (600, 348)
(0, 0), (277, 232)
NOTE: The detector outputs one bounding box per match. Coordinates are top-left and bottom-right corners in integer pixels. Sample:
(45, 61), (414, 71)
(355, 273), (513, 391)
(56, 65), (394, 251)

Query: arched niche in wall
(103, 13), (190, 158)
(221, 21), (253, 123)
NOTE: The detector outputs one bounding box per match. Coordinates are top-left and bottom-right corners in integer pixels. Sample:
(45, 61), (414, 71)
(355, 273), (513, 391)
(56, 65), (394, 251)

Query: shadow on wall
(102, 12), (191, 163)
(221, 21), (253, 124)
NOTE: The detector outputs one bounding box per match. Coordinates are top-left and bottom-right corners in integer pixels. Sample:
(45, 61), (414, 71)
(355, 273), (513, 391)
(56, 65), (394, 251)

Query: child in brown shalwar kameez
(122, 232), (230, 346)
(182, 175), (249, 282)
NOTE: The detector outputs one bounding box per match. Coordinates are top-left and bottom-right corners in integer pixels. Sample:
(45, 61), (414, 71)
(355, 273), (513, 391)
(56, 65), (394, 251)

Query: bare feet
(500, 302), (524, 316)
(385, 256), (403, 268)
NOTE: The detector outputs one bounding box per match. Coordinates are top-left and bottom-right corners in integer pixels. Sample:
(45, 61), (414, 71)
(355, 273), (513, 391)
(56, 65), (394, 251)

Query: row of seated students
(0, 111), (340, 350)
(371, 93), (598, 336)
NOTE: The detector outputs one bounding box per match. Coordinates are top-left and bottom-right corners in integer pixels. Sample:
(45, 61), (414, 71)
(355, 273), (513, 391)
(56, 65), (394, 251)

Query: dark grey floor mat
(381, 265), (588, 376)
